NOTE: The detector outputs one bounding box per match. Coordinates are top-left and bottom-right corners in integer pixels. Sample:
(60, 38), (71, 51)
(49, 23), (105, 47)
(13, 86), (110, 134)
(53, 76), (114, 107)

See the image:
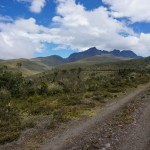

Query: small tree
(52, 71), (58, 82)
(77, 67), (82, 79)
(61, 69), (67, 80)
(2, 65), (8, 71)
(16, 62), (22, 71)
(39, 81), (48, 95)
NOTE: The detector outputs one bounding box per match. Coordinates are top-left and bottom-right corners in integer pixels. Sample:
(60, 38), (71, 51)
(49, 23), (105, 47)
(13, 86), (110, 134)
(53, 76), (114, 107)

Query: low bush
(48, 83), (63, 95)
(0, 105), (22, 144)
(29, 104), (54, 115)
(83, 92), (94, 98)
(52, 108), (67, 122)
(107, 87), (124, 93)
(60, 95), (81, 106)
(22, 121), (36, 129)
(0, 89), (11, 103)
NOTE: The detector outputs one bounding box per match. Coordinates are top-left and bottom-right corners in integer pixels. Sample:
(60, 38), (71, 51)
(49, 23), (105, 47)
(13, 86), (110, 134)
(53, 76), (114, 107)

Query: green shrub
(22, 121), (36, 129)
(0, 105), (22, 144)
(83, 92), (94, 98)
(84, 102), (95, 108)
(107, 88), (123, 93)
(52, 109), (67, 122)
(26, 86), (36, 96)
(0, 132), (20, 144)
(0, 89), (11, 102)
(29, 105), (54, 115)
(60, 95), (81, 106)
(92, 95), (106, 103)
(86, 84), (99, 91)
(48, 83), (63, 95)
(92, 95), (102, 101)
(38, 81), (48, 95)
(27, 95), (42, 103)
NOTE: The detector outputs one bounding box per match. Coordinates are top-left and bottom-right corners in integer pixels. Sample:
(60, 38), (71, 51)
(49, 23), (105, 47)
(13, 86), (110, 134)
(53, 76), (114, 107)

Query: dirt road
(117, 93), (150, 150)
(40, 82), (150, 150)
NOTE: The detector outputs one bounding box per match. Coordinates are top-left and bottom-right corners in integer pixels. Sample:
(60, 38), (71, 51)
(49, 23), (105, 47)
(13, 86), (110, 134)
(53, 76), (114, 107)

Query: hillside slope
(59, 54), (130, 69)
(0, 55), (67, 76)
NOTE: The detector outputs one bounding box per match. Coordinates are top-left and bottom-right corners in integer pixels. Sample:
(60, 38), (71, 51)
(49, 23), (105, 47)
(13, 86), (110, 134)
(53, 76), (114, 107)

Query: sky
(0, 0), (150, 59)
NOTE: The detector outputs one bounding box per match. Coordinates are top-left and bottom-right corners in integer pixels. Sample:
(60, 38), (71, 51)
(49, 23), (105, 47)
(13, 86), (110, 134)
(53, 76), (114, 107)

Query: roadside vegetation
(0, 57), (150, 144)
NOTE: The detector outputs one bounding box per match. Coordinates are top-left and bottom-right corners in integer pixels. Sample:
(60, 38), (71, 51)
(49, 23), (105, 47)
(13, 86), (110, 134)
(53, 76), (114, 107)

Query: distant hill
(33, 55), (67, 67)
(0, 47), (141, 76)
(67, 47), (141, 62)
(0, 55), (67, 76)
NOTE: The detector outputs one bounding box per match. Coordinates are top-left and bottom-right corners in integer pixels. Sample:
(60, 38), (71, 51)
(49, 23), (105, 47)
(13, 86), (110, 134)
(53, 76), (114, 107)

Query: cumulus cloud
(18, 0), (46, 13)
(0, 18), (44, 59)
(30, 0), (46, 13)
(0, 0), (150, 59)
(0, 17), (72, 59)
(51, 0), (150, 56)
(103, 0), (150, 22)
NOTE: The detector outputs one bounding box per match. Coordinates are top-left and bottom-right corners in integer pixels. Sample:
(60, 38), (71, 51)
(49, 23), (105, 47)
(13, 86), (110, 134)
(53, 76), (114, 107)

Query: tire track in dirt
(117, 93), (150, 150)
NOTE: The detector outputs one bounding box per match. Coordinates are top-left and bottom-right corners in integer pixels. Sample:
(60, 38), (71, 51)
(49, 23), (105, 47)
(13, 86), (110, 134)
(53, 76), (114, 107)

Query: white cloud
(0, 0), (150, 59)
(52, 0), (132, 47)
(18, 0), (46, 13)
(0, 17), (72, 59)
(103, 0), (150, 22)
(51, 0), (150, 56)
(30, 0), (46, 13)
(0, 18), (43, 59)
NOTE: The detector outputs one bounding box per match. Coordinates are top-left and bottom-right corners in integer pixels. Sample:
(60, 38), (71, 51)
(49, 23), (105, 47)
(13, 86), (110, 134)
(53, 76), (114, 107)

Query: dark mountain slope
(67, 47), (141, 62)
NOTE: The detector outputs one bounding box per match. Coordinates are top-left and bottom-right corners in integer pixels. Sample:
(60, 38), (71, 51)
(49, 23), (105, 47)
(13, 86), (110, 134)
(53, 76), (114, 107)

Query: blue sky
(0, 0), (150, 59)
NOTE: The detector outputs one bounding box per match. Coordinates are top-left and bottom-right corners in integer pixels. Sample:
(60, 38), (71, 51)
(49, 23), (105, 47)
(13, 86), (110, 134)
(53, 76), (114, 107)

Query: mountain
(0, 47), (141, 76)
(67, 47), (141, 62)
(110, 49), (140, 58)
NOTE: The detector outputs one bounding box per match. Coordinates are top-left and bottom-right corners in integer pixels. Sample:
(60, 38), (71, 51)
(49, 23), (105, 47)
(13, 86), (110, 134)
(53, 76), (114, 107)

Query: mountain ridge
(67, 47), (141, 62)
(0, 47), (141, 62)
